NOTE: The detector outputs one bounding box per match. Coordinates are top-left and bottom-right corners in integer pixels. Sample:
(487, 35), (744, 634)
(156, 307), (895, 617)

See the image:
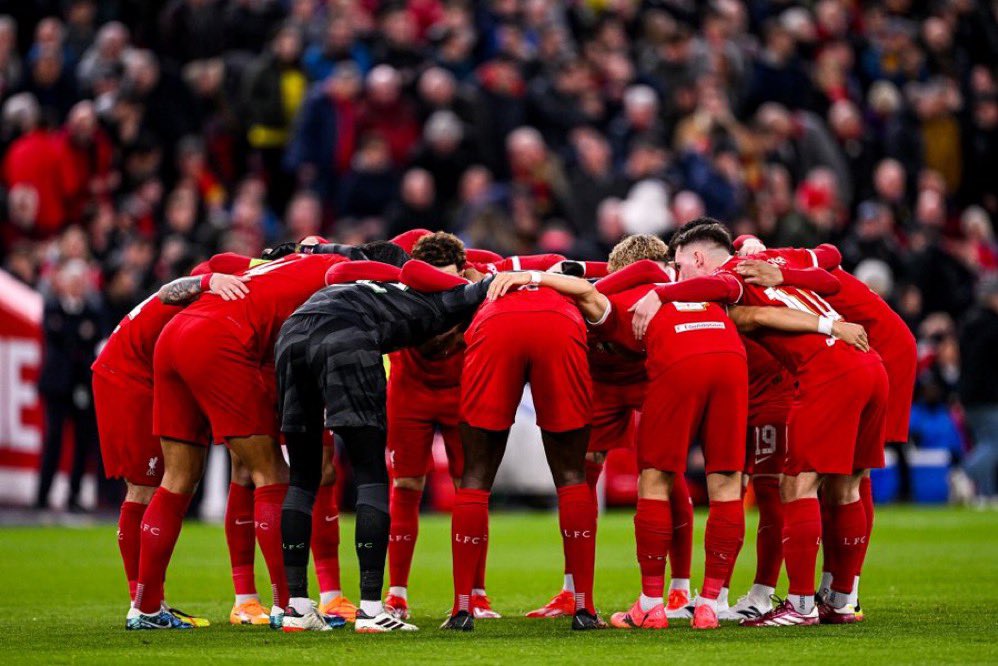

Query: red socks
(584, 459), (604, 497)
(830, 500), (867, 594)
(254, 483), (289, 608)
(558, 484), (597, 613)
(634, 497), (671, 599)
(702, 499), (744, 600)
(820, 495), (838, 580)
(859, 476), (874, 576)
(388, 486), (422, 589)
(118, 500), (146, 601)
(135, 488), (192, 614)
(452, 488), (490, 613)
(225, 483), (256, 597)
(312, 484), (342, 594)
(752, 476), (784, 588)
(783, 497), (822, 596)
(669, 476), (693, 581)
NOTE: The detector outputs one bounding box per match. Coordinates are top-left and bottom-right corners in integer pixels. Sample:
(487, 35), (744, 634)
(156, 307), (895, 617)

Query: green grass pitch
(1, 506), (996, 664)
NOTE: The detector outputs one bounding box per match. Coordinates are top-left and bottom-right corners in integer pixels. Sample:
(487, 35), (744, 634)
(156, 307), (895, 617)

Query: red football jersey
(718, 256), (855, 373)
(744, 336), (793, 425)
(178, 253), (346, 361)
(469, 285), (582, 337)
(588, 285), (651, 386)
(763, 247), (912, 355)
(92, 253), (255, 384)
(389, 345), (464, 390)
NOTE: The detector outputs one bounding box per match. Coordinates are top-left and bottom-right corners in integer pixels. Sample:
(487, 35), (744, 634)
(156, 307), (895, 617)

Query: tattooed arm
(157, 273), (250, 305)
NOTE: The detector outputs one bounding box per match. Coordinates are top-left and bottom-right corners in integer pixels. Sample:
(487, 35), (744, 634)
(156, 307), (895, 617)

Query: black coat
(959, 306), (998, 407)
(38, 295), (105, 398)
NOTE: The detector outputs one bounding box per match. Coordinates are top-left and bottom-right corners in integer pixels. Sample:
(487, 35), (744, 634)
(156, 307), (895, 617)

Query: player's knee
(586, 451), (606, 465)
(356, 482), (389, 514)
(125, 483), (156, 504)
(706, 471), (743, 501)
(284, 485), (316, 515)
(638, 468), (673, 499)
(393, 475), (425, 491)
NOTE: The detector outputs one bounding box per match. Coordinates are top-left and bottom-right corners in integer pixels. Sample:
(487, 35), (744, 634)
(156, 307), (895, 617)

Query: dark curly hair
(411, 232), (467, 269)
(669, 217), (734, 255)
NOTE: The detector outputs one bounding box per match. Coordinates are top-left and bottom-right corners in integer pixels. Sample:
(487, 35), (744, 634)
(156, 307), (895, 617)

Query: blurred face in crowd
(916, 189), (945, 227)
(574, 130), (610, 176)
(624, 87), (658, 130)
(33, 50), (64, 87)
(460, 166), (492, 203)
(672, 190), (705, 225)
(325, 17), (354, 52)
(419, 68), (456, 107)
(0, 19), (16, 56)
(816, 0), (848, 38)
(328, 66), (361, 101)
(367, 66), (401, 105)
(67, 102), (97, 145)
(507, 129), (546, 173)
(165, 187), (198, 234)
(56, 260), (89, 301)
(286, 194), (322, 238)
(274, 28), (302, 64)
(382, 10), (416, 47)
(829, 100), (863, 140)
(355, 135), (391, 171)
(402, 169), (435, 209)
(97, 22), (128, 59)
(35, 17), (64, 51)
(874, 159), (905, 202)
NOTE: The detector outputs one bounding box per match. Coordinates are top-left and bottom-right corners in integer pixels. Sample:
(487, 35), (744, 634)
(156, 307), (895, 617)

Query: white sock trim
(668, 578), (690, 592)
(319, 590), (341, 605)
(388, 587), (407, 599)
(289, 597), (312, 615)
(235, 593), (259, 606)
(563, 574), (575, 593)
(359, 599), (383, 617)
(639, 594), (663, 611)
(472, 588), (487, 597)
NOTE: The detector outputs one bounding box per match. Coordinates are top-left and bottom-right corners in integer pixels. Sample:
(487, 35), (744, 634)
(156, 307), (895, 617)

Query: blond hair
(607, 234), (669, 272)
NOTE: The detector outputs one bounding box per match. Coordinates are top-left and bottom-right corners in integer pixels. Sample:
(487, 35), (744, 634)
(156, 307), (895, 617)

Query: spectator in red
(357, 64), (420, 167)
(2, 94), (67, 239)
(56, 100), (114, 223)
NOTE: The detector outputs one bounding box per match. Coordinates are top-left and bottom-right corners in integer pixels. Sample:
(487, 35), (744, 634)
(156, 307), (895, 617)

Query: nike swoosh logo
(324, 516), (339, 522)
(235, 519), (254, 525)
(673, 523), (689, 530)
(755, 455), (772, 464)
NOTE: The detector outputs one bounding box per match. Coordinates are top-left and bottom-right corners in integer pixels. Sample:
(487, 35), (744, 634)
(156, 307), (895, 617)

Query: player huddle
(92, 217), (916, 634)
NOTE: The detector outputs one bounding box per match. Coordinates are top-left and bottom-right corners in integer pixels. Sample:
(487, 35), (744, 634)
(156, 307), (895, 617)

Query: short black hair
(359, 240), (411, 267)
(670, 218), (734, 255)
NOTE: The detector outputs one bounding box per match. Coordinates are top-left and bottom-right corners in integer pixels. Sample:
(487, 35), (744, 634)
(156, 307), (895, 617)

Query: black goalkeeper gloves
(260, 242), (368, 261)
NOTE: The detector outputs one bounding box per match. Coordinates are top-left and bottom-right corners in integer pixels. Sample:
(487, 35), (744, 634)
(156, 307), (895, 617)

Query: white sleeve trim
(511, 256), (522, 271)
(586, 298), (612, 327)
(806, 249), (818, 267)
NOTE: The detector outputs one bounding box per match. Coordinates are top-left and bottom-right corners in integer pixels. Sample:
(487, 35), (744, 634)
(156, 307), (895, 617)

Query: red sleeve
(583, 261), (609, 278)
(811, 243), (842, 270)
(779, 267), (841, 296)
(206, 252), (254, 274)
(596, 260), (670, 295)
(189, 261), (212, 277)
(400, 260), (469, 292)
(325, 260), (400, 285)
(654, 273), (743, 304)
(465, 248), (503, 264)
(390, 229), (433, 253)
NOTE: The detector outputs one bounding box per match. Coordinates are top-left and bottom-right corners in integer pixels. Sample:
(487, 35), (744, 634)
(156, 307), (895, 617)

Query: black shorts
(275, 313), (387, 433)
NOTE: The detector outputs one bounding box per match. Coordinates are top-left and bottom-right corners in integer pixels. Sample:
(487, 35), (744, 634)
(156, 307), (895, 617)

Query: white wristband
(818, 316), (834, 336)
(528, 270), (542, 284)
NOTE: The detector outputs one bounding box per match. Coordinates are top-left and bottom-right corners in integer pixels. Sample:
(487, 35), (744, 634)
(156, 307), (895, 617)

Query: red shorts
(463, 311), (590, 432)
(637, 352), (748, 474)
(744, 422), (788, 476)
(387, 377), (463, 478)
(589, 380), (644, 453)
(786, 356), (889, 476)
(881, 339), (917, 444)
(153, 314), (279, 445)
(93, 371), (163, 486)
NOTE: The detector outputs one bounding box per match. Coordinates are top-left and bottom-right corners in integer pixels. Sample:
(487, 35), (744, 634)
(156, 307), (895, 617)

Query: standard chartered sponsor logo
(674, 321), (726, 333)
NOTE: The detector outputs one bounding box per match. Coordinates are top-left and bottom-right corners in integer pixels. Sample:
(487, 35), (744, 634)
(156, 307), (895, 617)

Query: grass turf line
(0, 506), (995, 664)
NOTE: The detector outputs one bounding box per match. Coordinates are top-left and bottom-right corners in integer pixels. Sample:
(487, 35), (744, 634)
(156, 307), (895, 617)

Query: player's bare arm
(728, 305), (870, 352)
(157, 273), (250, 305)
(486, 271), (609, 323)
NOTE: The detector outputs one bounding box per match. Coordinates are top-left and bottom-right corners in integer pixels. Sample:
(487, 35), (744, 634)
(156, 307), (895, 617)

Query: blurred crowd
(1, 0), (997, 507)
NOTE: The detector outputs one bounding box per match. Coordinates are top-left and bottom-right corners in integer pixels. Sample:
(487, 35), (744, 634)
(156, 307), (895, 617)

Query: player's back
(389, 344), (464, 389)
(744, 336), (793, 424)
(719, 256), (875, 376)
(760, 247), (911, 350)
(469, 285), (582, 336)
(644, 298), (745, 372)
(181, 253), (345, 359)
(93, 294), (181, 385)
